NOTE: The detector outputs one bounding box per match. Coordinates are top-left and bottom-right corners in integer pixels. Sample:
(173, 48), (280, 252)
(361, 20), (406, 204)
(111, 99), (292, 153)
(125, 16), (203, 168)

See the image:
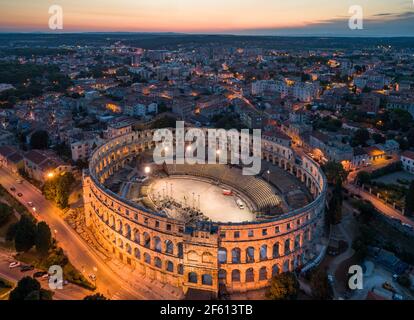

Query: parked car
(10, 186), (16, 192)
(20, 265), (34, 272)
(27, 201), (34, 207)
(33, 271), (48, 278)
(382, 282), (397, 293)
(9, 261), (21, 268)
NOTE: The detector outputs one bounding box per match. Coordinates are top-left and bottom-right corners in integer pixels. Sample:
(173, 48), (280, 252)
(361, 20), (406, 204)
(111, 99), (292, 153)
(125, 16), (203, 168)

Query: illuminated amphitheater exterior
(82, 127), (327, 296)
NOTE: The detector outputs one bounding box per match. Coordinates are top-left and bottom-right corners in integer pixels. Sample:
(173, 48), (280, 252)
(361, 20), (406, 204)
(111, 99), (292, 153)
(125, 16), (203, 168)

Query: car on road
(20, 265), (34, 272)
(16, 179), (23, 184)
(17, 192), (23, 197)
(33, 271), (48, 278)
(9, 261), (21, 268)
(402, 223), (413, 230)
(89, 273), (96, 281)
(382, 282), (397, 293)
(27, 201), (34, 207)
(10, 186), (16, 192)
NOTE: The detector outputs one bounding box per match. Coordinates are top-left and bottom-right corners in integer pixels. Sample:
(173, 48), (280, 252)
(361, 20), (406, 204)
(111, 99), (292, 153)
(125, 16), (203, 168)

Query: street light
(144, 166), (151, 174)
(47, 172), (54, 179)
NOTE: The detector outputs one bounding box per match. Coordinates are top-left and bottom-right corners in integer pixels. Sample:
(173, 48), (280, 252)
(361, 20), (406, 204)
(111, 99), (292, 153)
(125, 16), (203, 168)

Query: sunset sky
(0, 0), (413, 36)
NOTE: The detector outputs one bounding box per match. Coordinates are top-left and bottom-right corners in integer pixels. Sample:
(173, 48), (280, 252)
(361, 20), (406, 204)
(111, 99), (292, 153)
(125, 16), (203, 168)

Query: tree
(351, 129), (370, 147)
(29, 130), (49, 149)
(14, 215), (37, 252)
(83, 293), (109, 300)
(310, 269), (332, 300)
(405, 181), (414, 216)
(0, 202), (13, 227)
(322, 161), (348, 185)
(266, 272), (299, 300)
(42, 172), (75, 209)
(9, 276), (52, 300)
(356, 171), (371, 186)
(328, 181), (343, 225)
(35, 221), (52, 256)
(372, 133), (386, 144)
(396, 274), (412, 288)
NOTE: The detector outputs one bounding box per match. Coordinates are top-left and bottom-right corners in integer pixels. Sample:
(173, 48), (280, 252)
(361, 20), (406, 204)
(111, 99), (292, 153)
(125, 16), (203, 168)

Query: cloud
(236, 10), (414, 36)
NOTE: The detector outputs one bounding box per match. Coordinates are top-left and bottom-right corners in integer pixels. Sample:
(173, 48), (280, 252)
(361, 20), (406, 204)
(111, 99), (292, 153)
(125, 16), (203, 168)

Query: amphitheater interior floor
(148, 177), (256, 223)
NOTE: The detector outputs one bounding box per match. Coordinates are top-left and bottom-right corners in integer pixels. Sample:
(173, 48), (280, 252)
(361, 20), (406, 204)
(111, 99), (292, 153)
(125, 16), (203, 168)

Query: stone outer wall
(82, 129), (327, 296)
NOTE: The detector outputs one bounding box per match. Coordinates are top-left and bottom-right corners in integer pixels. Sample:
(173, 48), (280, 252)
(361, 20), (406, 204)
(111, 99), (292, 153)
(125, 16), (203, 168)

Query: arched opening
(294, 234), (301, 249)
(134, 247), (141, 259)
(165, 240), (174, 255)
(153, 237), (162, 252)
(272, 242), (280, 258)
(259, 267), (267, 280)
(245, 268), (254, 282)
(231, 270), (240, 282)
(231, 248), (241, 264)
(284, 239), (291, 254)
(218, 248), (227, 264)
(177, 264), (184, 275)
(133, 228), (140, 244)
(154, 257), (162, 268)
(188, 272), (198, 283)
(202, 274), (213, 286)
(166, 261), (174, 272)
(143, 232), (151, 248)
(124, 224), (131, 239)
(218, 269), (227, 284)
(177, 243), (184, 258)
(144, 252), (151, 264)
(125, 243), (132, 254)
(246, 247), (255, 263)
(283, 260), (289, 272)
(260, 245), (268, 261)
(272, 264), (280, 277)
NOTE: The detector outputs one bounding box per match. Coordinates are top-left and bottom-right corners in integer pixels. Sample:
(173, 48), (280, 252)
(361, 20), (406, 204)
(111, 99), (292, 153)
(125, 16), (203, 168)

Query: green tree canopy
(322, 161), (348, 185)
(35, 221), (52, 256)
(0, 202), (13, 227)
(30, 130), (49, 149)
(14, 215), (37, 252)
(405, 181), (414, 217)
(266, 272), (299, 300)
(83, 293), (109, 300)
(351, 128), (370, 147)
(9, 276), (52, 300)
(310, 269), (332, 300)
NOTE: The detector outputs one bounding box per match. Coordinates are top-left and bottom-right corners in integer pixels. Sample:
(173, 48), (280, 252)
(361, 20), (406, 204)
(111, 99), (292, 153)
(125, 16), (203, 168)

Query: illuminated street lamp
(47, 172), (54, 179)
(186, 145), (192, 152)
(144, 166), (151, 174)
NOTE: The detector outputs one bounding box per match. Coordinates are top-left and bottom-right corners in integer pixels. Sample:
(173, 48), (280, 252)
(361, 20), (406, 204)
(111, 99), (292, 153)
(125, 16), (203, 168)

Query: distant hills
(1, 33), (414, 50)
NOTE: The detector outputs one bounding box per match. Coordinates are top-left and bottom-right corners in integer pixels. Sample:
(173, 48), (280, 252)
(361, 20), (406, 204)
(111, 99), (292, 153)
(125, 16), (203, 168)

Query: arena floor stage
(148, 177), (256, 223)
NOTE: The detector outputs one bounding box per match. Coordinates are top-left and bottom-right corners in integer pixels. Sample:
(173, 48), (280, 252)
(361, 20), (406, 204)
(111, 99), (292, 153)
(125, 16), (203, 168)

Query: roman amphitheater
(82, 127), (328, 297)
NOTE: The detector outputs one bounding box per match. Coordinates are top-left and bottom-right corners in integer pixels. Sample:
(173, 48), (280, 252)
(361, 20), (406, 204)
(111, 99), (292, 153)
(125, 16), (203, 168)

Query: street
(0, 250), (89, 300)
(0, 167), (178, 300)
(345, 183), (414, 228)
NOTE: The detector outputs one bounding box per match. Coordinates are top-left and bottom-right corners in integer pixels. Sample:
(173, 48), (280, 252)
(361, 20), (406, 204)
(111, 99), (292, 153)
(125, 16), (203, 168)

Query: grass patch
(0, 213), (18, 238)
(0, 277), (14, 299)
(0, 184), (31, 216)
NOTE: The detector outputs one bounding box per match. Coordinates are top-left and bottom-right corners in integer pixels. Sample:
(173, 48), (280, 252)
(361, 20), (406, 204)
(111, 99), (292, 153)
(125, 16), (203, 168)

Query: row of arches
(218, 232), (307, 264)
(95, 206), (184, 258)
